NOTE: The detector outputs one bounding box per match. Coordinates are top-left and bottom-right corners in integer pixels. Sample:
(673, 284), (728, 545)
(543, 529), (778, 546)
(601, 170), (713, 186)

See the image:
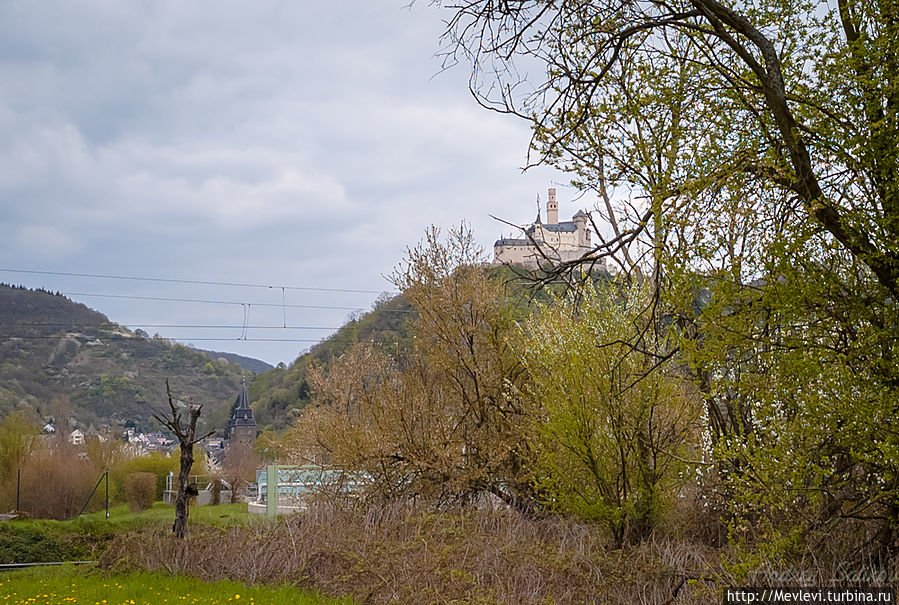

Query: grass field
(0, 502), (258, 565)
(56, 501), (254, 532)
(0, 565), (352, 605)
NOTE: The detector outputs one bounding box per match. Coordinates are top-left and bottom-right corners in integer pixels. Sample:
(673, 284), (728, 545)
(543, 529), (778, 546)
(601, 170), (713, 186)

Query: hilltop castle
(493, 188), (595, 268)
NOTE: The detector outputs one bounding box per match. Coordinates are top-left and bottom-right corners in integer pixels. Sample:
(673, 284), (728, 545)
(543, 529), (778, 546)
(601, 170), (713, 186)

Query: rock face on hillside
(0, 284), (252, 433)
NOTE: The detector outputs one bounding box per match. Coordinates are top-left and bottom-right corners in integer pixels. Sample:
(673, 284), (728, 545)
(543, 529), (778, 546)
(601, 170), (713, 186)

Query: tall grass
(101, 500), (723, 604)
(10, 498), (895, 603)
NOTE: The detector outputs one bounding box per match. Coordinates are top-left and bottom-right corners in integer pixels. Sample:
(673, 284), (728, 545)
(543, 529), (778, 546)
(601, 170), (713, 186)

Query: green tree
(0, 411), (38, 509)
(0, 411), (36, 480)
(522, 284), (698, 545)
(441, 0), (897, 294)
(438, 0), (899, 562)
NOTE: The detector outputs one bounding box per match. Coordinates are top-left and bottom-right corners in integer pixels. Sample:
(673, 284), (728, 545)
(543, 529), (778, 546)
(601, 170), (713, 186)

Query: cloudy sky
(0, 1), (574, 366)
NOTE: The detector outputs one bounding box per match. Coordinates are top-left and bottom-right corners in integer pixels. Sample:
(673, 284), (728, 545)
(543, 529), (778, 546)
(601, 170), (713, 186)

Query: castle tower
(228, 378), (257, 447)
(573, 209), (591, 247)
(547, 188), (558, 225)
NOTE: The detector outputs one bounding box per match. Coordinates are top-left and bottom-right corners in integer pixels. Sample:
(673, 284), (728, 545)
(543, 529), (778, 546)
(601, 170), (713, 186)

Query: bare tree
(222, 440), (258, 503)
(153, 379), (213, 539)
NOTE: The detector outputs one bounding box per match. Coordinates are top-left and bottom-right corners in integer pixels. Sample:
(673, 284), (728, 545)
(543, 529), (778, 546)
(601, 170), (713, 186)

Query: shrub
(110, 454), (178, 503)
(210, 478), (222, 506)
(521, 284), (699, 545)
(100, 500), (721, 604)
(289, 227), (533, 509)
(123, 473), (155, 511)
(17, 444), (102, 520)
(0, 525), (88, 563)
(0, 411), (38, 510)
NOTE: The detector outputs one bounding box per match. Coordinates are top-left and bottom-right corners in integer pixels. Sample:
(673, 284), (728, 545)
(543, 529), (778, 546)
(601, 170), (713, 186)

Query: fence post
(266, 464), (278, 519)
(76, 470), (110, 519)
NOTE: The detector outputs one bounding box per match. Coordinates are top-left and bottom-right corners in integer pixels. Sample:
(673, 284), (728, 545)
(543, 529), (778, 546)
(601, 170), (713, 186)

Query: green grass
(1, 502), (259, 564)
(73, 502), (253, 530)
(0, 565), (352, 605)
(11, 501), (254, 535)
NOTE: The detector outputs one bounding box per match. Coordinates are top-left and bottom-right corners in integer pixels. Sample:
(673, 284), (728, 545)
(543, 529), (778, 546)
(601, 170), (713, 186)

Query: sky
(0, 0), (575, 366)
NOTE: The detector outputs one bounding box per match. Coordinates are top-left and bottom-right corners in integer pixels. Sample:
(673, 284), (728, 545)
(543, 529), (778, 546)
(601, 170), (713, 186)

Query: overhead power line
(0, 323), (343, 330)
(0, 334), (400, 344)
(59, 292), (414, 313)
(63, 292), (366, 311)
(0, 268), (389, 295)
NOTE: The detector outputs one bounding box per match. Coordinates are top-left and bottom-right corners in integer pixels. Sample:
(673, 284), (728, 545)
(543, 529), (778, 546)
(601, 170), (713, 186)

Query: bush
(17, 444), (102, 520)
(123, 473), (155, 511)
(110, 454), (178, 503)
(0, 525), (82, 563)
(521, 284), (699, 545)
(210, 478), (222, 506)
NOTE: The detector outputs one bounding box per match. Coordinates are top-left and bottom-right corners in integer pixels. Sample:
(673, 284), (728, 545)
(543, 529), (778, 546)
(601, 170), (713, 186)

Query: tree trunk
(172, 435), (196, 539)
(153, 380), (209, 540)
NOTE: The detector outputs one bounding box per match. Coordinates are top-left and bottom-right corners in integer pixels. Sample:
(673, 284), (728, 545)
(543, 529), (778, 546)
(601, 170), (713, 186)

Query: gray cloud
(0, 0), (571, 365)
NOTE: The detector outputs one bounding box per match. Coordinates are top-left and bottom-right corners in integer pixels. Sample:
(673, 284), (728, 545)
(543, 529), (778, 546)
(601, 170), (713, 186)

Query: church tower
(228, 378), (257, 447)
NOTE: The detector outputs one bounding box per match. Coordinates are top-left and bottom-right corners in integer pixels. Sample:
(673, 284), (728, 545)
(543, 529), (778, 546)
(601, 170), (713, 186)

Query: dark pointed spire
(229, 377), (256, 431)
(236, 377), (251, 411)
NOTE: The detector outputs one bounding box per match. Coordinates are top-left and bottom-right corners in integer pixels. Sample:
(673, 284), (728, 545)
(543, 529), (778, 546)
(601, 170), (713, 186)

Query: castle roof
(573, 209), (588, 219)
(494, 237), (531, 246)
(527, 221), (577, 234)
(545, 222), (578, 232)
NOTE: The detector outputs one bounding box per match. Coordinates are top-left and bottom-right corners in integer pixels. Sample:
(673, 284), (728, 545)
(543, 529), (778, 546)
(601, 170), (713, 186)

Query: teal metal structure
(255, 464), (367, 518)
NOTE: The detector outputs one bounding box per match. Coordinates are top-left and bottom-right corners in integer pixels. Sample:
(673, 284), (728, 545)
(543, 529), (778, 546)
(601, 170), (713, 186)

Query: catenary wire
(0, 323), (346, 330)
(59, 291), (416, 312)
(63, 292), (360, 310)
(0, 268), (388, 294)
(0, 334), (399, 344)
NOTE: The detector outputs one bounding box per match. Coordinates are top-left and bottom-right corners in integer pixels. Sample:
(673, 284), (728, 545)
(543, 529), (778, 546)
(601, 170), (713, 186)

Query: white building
(68, 429), (84, 446)
(493, 188), (597, 269)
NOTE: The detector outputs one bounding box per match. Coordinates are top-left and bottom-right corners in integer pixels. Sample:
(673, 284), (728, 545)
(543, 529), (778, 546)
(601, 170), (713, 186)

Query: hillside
(245, 266), (559, 429)
(192, 348), (274, 374)
(248, 292), (414, 428)
(0, 284), (254, 434)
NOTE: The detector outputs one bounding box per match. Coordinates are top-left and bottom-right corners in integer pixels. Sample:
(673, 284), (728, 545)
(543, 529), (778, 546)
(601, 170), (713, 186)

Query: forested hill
(248, 292), (414, 429)
(0, 284), (254, 434)
(245, 265), (571, 430)
(192, 348), (274, 374)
